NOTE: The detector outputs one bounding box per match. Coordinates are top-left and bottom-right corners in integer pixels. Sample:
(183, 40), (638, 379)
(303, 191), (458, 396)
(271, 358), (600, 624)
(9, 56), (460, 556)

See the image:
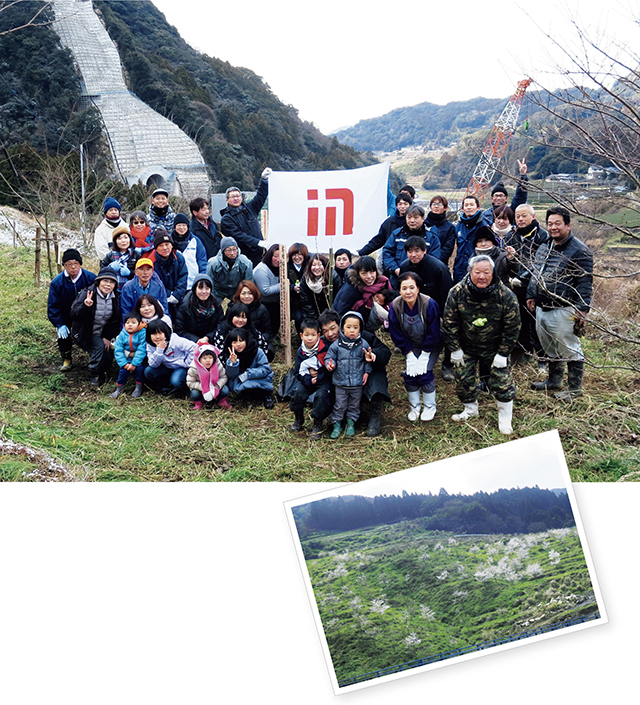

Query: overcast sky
(151, 0), (638, 134)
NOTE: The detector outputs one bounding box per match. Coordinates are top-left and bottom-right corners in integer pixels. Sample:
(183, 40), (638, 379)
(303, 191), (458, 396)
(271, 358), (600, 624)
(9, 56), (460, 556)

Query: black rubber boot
(310, 423), (324, 441)
(366, 399), (383, 437)
(531, 360), (565, 391)
(290, 410), (305, 432)
(555, 361), (584, 401)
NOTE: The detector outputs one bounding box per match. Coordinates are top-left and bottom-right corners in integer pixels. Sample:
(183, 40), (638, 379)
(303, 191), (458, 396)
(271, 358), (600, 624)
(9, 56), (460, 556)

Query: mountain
(332, 97), (507, 152)
(0, 0), (373, 201)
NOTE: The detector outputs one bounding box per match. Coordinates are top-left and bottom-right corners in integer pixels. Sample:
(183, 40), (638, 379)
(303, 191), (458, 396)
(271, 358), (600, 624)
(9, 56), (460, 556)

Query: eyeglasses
(132, 219), (145, 225)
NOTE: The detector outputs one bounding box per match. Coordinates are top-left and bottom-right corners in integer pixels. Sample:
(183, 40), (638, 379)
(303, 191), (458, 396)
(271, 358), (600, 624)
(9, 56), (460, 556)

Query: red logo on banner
(307, 188), (354, 237)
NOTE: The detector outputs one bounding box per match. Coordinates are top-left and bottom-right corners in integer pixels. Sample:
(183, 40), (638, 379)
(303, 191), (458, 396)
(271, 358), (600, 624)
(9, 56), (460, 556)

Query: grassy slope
(302, 524), (597, 683)
(0, 244), (639, 482)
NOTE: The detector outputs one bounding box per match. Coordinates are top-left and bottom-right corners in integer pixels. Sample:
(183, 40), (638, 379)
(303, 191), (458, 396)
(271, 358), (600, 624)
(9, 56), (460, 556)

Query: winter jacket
(206, 250), (254, 301)
(146, 333), (197, 370)
(332, 267), (392, 319)
(48, 269), (96, 328)
(526, 233), (593, 312)
(382, 224), (441, 276)
(120, 271), (169, 324)
(225, 348), (274, 392)
(398, 254), (453, 317)
(94, 217), (124, 260)
(219, 179), (268, 266)
(299, 271), (341, 320)
(442, 274), (521, 360)
(114, 326), (147, 368)
(149, 249), (189, 306)
(425, 212), (456, 265)
(100, 247), (139, 291)
(504, 221), (550, 285)
(70, 284), (121, 351)
(481, 176), (529, 227)
(172, 231), (207, 288)
(190, 216), (221, 259)
(325, 331), (372, 388)
(253, 262), (280, 305)
(147, 204), (176, 234)
(453, 210), (484, 283)
(186, 345), (228, 397)
(388, 294), (441, 357)
(247, 301), (272, 341)
(293, 338), (329, 388)
(174, 276), (225, 343)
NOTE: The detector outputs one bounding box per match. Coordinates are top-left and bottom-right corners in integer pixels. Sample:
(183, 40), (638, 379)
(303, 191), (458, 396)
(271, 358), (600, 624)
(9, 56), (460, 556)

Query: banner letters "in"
(307, 189), (354, 237)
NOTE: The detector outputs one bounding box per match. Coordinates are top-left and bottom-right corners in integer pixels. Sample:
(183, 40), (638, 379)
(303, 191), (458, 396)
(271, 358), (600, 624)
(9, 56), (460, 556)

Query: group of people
(47, 165), (593, 438)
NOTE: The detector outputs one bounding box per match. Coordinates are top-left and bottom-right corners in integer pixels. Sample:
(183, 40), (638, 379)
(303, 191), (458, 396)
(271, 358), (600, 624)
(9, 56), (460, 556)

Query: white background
(0, 482), (635, 703)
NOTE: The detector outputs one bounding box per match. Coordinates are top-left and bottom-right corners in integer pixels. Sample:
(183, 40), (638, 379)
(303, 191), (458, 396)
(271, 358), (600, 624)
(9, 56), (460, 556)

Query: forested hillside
(0, 0), (371, 211)
(94, 0), (371, 189)
(333, 97), (506, 152)
(293, 487), (574, 542)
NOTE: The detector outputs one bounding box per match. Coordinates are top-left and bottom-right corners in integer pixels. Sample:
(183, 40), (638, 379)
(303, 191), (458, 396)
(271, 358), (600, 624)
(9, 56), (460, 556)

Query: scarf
(152, 205), (169, 218)
(338, 331), (362, 350)
(305, 275), (324, 294)
(301, 338), (320, 357)
(195, 346), (221, 398)
(426, 210), (447, 227)
(353, 275), (390, 311)
(131, 225), (151, 249)
(515, 219), (539, 238)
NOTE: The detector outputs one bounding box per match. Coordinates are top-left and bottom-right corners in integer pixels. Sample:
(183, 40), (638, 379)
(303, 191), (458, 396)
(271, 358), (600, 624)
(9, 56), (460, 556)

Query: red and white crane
(465, 78), (532, 201)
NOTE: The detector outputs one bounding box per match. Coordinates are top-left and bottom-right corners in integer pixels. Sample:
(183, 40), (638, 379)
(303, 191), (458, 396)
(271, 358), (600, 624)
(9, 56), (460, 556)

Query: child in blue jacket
(110, 312), (147, 398)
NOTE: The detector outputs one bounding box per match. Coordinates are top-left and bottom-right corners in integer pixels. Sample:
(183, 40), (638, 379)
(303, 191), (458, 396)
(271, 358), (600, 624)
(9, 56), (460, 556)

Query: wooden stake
(34, 226), (41, 287)
(279, 243), (292, 367)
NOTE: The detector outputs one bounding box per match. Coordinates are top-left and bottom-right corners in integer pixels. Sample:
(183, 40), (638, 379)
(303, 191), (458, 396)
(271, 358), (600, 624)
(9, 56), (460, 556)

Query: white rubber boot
(421, 391), (437, 421)
(451, 401), (479, 422)
(497, 400), (513, 435)
(407, 390), (421, 421)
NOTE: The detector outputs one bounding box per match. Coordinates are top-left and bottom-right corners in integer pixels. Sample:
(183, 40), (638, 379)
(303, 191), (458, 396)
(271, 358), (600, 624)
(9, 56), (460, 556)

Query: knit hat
(173, 213), (190, 228)
(491, 182), (508, 197)
(103, 197), (122, 213)
(220, 236), (238, 252)
(153, 228), (173, 248)
(62, 248), (82, 265)
(95, 267), (119, 284)
(473, 226), (499, 247)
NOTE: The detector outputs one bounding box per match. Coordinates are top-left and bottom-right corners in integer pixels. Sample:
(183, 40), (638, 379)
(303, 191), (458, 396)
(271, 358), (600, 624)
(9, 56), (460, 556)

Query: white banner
(267, 163), (389, 253)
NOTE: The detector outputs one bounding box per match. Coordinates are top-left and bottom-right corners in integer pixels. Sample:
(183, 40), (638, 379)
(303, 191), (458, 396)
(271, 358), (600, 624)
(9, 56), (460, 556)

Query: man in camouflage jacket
(442, 254), (521, 434)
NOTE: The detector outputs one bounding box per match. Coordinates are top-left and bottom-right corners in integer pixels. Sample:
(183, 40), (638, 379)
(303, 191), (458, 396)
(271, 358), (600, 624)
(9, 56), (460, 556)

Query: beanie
(153, 228), (173, 248)
(220, 236), (238, 252)
(62, 248), (82, 265)
(491, 182), (508, 197)
(103, 197), (122, 214)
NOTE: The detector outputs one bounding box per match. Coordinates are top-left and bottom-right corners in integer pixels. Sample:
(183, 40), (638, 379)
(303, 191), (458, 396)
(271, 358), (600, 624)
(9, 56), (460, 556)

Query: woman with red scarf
(333, 256), (392, 327)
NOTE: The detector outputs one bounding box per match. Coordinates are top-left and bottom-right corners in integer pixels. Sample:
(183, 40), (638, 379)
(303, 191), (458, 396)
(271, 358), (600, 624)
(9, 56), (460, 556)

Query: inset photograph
(286, 430), (606, 694)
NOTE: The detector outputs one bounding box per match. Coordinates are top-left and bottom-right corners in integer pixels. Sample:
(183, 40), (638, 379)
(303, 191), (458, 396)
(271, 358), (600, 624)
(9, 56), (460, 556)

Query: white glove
(167, 295), (178, 305)
(261, 167), (272, 180)
(203, 391), (214, 402)
(258, 240), (268, 249)
(57, 325), (70, 339)
(417, 351), (431, 375)
(451, 349), (465, 367)
(238, 372), (249, 384)
(492, 354), (508, 368)
(405, 352), (419, 377)
(509, 277), (522, 289)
